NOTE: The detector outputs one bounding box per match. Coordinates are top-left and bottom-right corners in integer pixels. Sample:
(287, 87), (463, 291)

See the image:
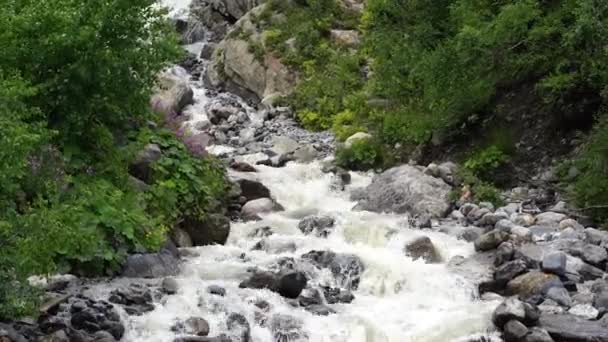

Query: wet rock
(353, 165), (451, 218)
(461, 226), (484, 242)
(503, 320), (528, 342)
(162, 277), (179, 295)
(292, 145), (318, 163)
(413, 214), (432, 229)
(545, 287), (571, 307)
(226, 313), (251, 342)
(559, 219), (584, 231)
(181, 214), (231, 246)
(539, 314), (608, 341)
(230, 161), (257, 172)
(495, 259), (529, 285)
(172, 227), (193, 248)
(512, 213), (536, 227)
(108, 284), (155, 315)
(241, 198), (283, 220)
(207, 285), (226, 297)
(506, 271), (561, 299)
(248, 226), (273, 238)
(474, 230), (510, 252)
(495, 242), (515, 267)
(236, 179), (271, 202)
(252, 238), (296, 254)
(0, 323), (28, 342)
(298, 288), (323, 307)
(492, 297), (526, 328)
(298, 215), (335, 237)
(239, 271), (278, 291)
(524, 327), (554, 342)
(542, 252), (567, 276)
(404, 236), (442, 264)
(277, 272), (307, 299)
(539, 299), (565, 315)
(304, 304), (336, 316)
(478, 212), (509, 227)
(568, 304), (598, 319)
(301, 250), (365, 290)
(322, 286), (355, 304)
(270, 314), (307, 342)
(186, 317), (210, 336)
(594, 292), (608, 311)
(121, 244), (180, 278)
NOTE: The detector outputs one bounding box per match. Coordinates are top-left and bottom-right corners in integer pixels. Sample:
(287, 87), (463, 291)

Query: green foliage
(570, 115), (608, 225)
(456, 168), (504, 206)
(332, 109), (365, 141)
(336, 139), (385, 171)
(464, 145), (510, 178)
(145, 130), (229, 224)
(0, 0), (225, 320)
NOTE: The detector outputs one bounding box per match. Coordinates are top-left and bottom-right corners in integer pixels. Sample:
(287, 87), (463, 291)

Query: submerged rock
(539, 314), (608, 341)
(404, 236), (442, 263)
(301, 250), (364, 290)
(298, 215), (335, 237)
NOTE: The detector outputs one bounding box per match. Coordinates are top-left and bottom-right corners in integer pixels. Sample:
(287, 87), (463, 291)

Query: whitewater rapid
(106, 1), (502, 340)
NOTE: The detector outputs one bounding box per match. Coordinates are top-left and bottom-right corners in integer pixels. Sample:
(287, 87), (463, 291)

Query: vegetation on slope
(0, 0), (228, 319)
(261, 0), (608, 221)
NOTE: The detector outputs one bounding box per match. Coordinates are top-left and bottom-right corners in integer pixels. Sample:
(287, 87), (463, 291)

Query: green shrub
(464, 145), (510, 179)
(332, 109), (365, 141)
(570, 115), (608, 225)
(336, 139), (385, 171)
(456, 168), (504, 206)
(297, 110), (331, 131)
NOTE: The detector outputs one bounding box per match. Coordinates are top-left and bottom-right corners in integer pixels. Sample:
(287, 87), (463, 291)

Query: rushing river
(112, 1), (501, 340)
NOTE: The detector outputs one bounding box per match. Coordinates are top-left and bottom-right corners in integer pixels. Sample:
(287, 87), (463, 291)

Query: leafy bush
(336, 139), (385, 171)
(570, 115), (608, 225)
(464, 145), (510, 179)
(456, 168), (504, 206)
(332, 109), (365, 141)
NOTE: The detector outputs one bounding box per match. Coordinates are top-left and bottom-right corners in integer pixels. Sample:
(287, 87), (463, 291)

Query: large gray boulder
(539, 314), (608, 341)
(206, 4), (298, 102)
(121, 244), (180, 278)
(353, 165), (451, 218)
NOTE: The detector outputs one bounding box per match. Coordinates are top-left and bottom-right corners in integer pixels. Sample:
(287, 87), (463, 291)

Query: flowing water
(103, 2), (502, 340)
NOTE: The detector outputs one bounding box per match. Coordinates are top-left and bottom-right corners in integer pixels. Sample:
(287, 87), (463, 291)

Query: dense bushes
(0, 0), (228, 319)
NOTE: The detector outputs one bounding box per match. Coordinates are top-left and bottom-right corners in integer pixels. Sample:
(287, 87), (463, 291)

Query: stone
(506, 271), (561, 299)
(322, 286), (355, 304)
(559, 219), (584, 231)
(150, 82), (194, 118)
(535, 212), (566, 226)
(539, 299), (565, 314)
(172, 227), (193, 248)
(495, 219), (516, 232)
(329, 29), (360, 46)
(581, 244), (607, 267)
(495, 242), (515, 266)
(241, 198), (283, 219)
(542, 252), (567, 276)
(181, 213), (231, 246)
(593, 292), (608, 311)
(298, 215), (335, 237)
(545, 287), (572, 307)
(108, 284), (155, 316)
(492, 297), (526, 328)
(478, 212), (509, 227)
(248, 226), (273, 238)
(122, 246), (180, 278)
(585, 228), (608, 246)
(568, 304), (599, 319)
(162, 277), (179, 295)
(354, 165), (451, 218)
(277, 272), (307, 299)
(344, 132), (372, 148)
(301, 250), (364, 290)
(474, 230), (510, 252)
(461, 226), (484, 242)
(413, 214), (432, 229)
(404, 236), (442, 263)
(539, 314), (608, 341)
(237, 179), (271, 202)
(495, 259), (529, 285)
(227, 313), (251, 342)
(549, 201), (569, 214)
(524, 327), (554, 342)
(305, 304), (336, 316)
(460, 203), (479, 216)
(511, 226), (532, 241)
(503, 319), (528, 342)
(512, 213), (536, 227)
(230, 161), (257, 172)
(292, 145), (318, 163)
(207, 285), (226, 296)
(130, 143), (162, 183)
(239, 270), (278, 291)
